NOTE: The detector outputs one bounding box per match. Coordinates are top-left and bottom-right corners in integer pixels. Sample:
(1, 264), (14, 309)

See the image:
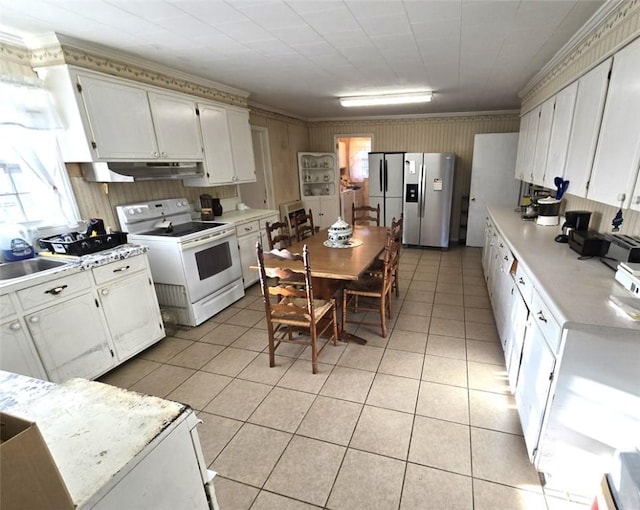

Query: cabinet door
(228, 109), (256, 183)
(98, 272), (164, 361)
(531, 97), (555, 185)
(563, 59), (612, 197)
(238, 231), (262, 288)
(521, 110), (540, 183)
(506, 289), (528, 393)
(0, 318), (47, 379)
(543, 82), (578, 189)
(26, 293), (114, 382)
(631, 168), (640, 212)
(77, 74), (158, 160)
(588, 38), (640, 208)
(515, 318), (556, 460)
(148, 92), (203, 160)
(319, 195), (339, 230)
(514, 116), (530, 180)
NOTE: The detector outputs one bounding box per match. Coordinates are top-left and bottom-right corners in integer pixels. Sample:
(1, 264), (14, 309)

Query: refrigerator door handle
(419, 165), (426, 218)
(384, 159), (388, 192)
(379, 160), (383, 193)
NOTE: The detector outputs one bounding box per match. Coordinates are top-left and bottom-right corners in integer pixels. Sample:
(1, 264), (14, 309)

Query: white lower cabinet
(235, 219), (263, 289)
(0, 317), (47, 379)
(303, 195), (339, 231)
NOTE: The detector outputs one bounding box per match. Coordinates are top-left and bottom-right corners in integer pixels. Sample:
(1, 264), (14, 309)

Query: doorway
(239, 126), (275, 210)
(334, 134), (373, 216)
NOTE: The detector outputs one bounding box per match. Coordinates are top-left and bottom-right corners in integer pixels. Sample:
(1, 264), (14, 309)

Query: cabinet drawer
(514, 263), (534, 307)
(531, 290), (562, 354)
(17, 271), (92, 311)
(1, 294), (15, 318)
(259, 215), (279, 229)
(93, 255), (147, 285)
(236, 220), (260, 237)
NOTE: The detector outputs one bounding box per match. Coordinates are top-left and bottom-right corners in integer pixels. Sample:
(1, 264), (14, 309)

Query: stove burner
(139, 222), (227, 238)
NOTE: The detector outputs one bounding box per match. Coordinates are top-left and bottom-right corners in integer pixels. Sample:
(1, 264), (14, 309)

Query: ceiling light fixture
(339, 91), (433, 107)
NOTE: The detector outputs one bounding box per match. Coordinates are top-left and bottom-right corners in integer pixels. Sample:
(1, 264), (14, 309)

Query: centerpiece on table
(327, 217), (353, 246)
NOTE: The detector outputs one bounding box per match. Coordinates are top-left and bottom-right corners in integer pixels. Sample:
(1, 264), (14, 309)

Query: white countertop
(488, 206), (640, 332)
(218, 208), (279, 224)
(0, 371), (186, 508)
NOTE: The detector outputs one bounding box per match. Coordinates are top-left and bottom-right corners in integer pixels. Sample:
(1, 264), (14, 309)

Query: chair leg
(267, 325), (275, 368)
(310, 326), (318, 374)
(342, 290), (348, 333)
(331, 300), (339, 346)
(380, 295), (387, 338)
(394, 270), (399, 297)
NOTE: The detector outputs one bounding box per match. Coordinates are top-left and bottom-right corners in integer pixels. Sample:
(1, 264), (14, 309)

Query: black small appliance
(568, 230), (609, 257)
(555, 210), (592, 243)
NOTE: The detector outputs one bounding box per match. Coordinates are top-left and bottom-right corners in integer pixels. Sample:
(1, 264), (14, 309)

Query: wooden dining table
(254, 225), (389, 344)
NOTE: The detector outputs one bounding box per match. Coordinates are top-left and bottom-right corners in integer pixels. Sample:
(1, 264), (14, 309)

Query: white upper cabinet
(563, 58), (612, 197)
(631, 165), (640, 212)
(521, 109), (540, 183)
(587, 37), (640, 208)
(514, 115), (529, 181)
(147, 92), (203, 160)
(227, 109), (256, 183)
(531, 97), (555, 186)
(542, 82), (578, 189)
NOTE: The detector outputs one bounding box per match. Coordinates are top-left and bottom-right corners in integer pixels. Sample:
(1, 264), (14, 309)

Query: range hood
(80, 161), (204, 182)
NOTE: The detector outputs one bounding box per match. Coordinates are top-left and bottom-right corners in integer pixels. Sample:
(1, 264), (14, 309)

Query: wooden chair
(264, 220), (293, 250)
(352, 203), (380, 226)
(291, 210), (316, 242)
(366, 214), (403, 296)
(256, 242), (339, 374)
(342, 233), (399, 338)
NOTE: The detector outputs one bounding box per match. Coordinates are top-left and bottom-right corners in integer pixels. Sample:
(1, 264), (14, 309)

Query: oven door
(179, 230), (242, 302)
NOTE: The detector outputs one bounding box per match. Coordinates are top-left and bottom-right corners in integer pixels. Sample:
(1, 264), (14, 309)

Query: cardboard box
(592, 475), (617, 510)
(0, 412), (74, 510)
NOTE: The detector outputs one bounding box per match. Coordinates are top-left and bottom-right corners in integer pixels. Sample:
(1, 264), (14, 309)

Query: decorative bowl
(327, 217), (353, 245)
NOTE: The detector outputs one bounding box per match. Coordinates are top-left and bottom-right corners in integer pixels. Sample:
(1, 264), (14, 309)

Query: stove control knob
(135, 207), (143, 214)
(177, 200), (185, 207)
(127, 208), (135, 215)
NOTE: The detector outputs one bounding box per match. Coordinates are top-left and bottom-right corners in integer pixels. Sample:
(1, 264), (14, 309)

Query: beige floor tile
(411, 270), (438, 282)
(299, 341), (347, 364)
(201, 347), (259, 377)
(409, 415), (471, 475)
(434, 292), (465, 307)
(467, 361), (510, 394)
(416, 381), (469, 424)
(466, 339), (504, 365)
(378, 349), (424, 379)
(395, 313), (430, 333)
(199, 323), (249, 345)
(353, 324), (389, 348)
(277, 359), (333, 393)
(246, 298), (267, 312)
(225, 308), (266, 327)
(276, 342), (307, 359)
(465, 321), (500, 342)
(265, 435), (345, 506)
(400, 300), (432, 316)
(426, 334), (467, 360)
(245, 284), (262, 296)
(210, 305), (242, 322)
(251, 491), (319, 510)
(213, 477), (259, 510)
(464, 284), (489, 297)
(350, 405), (413, 460)
(167, 342), (225, 369)
(248, 387), (315, 432)
(429, 317), (466, 338)
(129, 364), (195, 398)
(469, 390), (523, 435)
(473, 479), (546, 510)
(400, 463), (473, 510)
(98, 358), (162, 388)
(336, 344), (384, 372)
(387, 329), (428, 354)
(237, 353), (294, 385)
(436, 282), (463, 295)
(166, 370), (232, 410)
(174, 320), (219, 341)
(139, 337), (194, 363)
(366, 373), (419, 413)
(463, 275), (486, 287)
(464, 294), (491, 309)
(471, 427), (542, 492)
(408, 279), (435, 292)
(213, 423), (291, 487)
(195, 412), (243, 465)
(422, 355), (468, 387)
(233, 294), (261, 309)
(253, 317), (269, 330)
(404, 289), (435, 303)
(319, 366), (375, 403)
(328, 449), (405, 510)
(203, 379), (272, 420)
(230, 327), (269, 352)
(296, 396), (362, 446)
(464, 307), (496, 325)
(431, 303), (465, 320)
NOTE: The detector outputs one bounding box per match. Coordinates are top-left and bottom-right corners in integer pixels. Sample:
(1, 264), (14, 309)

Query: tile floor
(99, 246), (591, 510)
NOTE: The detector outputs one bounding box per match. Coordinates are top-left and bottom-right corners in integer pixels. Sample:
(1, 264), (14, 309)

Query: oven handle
(179, 229), (236, 251)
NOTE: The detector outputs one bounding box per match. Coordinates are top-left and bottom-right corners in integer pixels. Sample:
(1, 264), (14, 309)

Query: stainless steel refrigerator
(403, 153), (456, 248)
(368, 152), (404, 227)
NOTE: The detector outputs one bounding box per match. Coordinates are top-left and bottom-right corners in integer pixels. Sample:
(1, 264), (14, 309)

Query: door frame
(251, 126), (276, 210)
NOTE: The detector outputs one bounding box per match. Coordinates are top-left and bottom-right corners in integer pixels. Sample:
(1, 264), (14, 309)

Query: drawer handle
(101, 288), (109, 296)
(29, 316), (40, 324)
(518, 277), (525, 285)
(244, 227), (252, 231)
(503, 255), (508, 261)
(113, 265), (130, 273)
(10, 321), (21, 331)
(499, 243), (504, 248)
(44, 285), (68, 296)
(537, 311), (547, 323)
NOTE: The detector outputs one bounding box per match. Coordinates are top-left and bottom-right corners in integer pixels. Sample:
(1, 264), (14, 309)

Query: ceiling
(0, 0), (605, 120)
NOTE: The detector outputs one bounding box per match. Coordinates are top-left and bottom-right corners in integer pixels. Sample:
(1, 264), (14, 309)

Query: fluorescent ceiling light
(339, 91), (433, 107)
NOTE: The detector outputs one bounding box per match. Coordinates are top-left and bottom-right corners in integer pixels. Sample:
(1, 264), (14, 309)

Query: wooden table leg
(312, 277), (367, 345)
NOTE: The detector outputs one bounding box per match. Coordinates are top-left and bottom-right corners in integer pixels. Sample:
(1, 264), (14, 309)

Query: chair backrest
(382, 229), (401, 286)
(264, 220), (292, 250)
(352, 203), (380, 226)
(292, 210), (316, 242)
(256, 242), (316, 323)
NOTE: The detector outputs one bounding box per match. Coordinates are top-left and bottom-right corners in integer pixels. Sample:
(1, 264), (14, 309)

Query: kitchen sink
(0, 258), (70, 280)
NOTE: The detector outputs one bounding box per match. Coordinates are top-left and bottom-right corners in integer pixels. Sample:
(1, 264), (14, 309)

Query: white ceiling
(0, 0), (605, 120)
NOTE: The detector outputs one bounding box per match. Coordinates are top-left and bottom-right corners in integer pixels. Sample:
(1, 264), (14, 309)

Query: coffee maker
(554, 210), (591, 243)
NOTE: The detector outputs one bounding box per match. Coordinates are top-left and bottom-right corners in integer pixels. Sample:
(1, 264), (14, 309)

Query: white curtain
(0, 76), (62, 130)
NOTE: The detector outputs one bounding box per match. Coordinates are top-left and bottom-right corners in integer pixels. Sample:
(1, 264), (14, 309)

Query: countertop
(218, 208), (279, 224)
(488, 206), (640, 332)
(0, 370), (186, 508)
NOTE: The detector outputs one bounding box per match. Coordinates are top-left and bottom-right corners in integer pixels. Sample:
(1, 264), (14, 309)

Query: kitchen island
(0, 370), (217, 509)
(485, 206), (640, 497)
